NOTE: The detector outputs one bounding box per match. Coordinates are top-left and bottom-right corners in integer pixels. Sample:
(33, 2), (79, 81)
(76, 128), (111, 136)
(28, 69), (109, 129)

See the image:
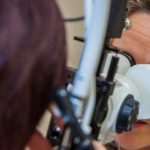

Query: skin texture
(112, 11), (150, 150)
(115, 121), (150, 150)
(112, 11), (150, 64)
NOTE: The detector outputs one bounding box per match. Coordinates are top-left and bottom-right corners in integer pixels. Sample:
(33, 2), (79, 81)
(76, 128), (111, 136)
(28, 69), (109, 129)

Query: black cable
(64, 16), (84, 22)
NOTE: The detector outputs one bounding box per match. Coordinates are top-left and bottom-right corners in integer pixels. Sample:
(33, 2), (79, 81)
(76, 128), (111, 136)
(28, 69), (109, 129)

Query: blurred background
(56, 0), (84, 68)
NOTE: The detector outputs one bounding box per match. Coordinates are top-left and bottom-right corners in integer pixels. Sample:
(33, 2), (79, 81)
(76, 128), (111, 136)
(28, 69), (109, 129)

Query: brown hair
(0, 0), (66, 149)
(128, 0), (150, 15)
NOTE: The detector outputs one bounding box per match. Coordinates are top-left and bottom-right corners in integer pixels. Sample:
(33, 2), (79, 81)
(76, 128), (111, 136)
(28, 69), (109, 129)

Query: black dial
(116, 94), (139, 133)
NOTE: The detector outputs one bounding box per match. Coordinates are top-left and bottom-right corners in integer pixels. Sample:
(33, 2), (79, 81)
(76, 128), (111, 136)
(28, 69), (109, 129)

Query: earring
(124, 18), (132, 31)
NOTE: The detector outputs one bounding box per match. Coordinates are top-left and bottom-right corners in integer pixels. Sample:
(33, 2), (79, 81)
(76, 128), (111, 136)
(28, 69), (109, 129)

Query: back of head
(0, 0), (66, 149)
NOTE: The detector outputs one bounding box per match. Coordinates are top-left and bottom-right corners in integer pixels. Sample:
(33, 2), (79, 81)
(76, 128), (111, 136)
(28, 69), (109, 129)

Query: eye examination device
(98, 51), (150, 143)
(47, 0), (150, 149)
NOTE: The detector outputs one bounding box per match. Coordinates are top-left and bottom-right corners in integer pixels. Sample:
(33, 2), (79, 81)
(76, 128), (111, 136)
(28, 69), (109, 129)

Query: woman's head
(0, 0), (66, 149)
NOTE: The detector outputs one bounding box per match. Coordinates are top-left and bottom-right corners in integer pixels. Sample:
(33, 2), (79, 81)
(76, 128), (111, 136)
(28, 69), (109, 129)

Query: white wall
(56, 0), (84, 68)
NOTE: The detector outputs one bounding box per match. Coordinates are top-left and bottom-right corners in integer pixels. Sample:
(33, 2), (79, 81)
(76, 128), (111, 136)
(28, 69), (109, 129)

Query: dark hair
(128, 0), (150, 15)
(0, 0), (66, 149)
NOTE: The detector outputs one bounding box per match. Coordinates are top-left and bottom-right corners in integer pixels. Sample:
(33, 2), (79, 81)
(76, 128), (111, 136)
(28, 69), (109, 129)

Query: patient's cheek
(115, 133), (138, 150)
(115, 125), (150, 150)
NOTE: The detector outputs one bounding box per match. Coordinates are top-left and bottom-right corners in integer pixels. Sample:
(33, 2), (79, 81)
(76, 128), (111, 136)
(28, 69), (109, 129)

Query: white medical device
(48, 0), (150, 149)
(68, 0), (142, 144)
(99, 52), (150, 143)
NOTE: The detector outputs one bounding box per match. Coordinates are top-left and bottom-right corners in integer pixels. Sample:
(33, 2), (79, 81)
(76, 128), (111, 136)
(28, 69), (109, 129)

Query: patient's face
(115, 120), (150, 150)
(112, 11), (150, 150)
(112, 11), (150, 64)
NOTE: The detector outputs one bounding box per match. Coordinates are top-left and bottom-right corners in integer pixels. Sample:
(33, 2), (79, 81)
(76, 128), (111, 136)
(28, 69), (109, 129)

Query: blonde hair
(128, 0), (150, 15)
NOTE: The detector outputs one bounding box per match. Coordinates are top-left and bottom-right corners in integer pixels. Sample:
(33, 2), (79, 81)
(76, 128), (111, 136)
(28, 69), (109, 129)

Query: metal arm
(48, 0), (139, 147)
(70, 0), (111, 119)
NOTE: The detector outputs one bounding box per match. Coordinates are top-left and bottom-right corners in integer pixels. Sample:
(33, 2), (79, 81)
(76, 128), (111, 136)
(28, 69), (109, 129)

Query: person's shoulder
(26, 130), (52, 150)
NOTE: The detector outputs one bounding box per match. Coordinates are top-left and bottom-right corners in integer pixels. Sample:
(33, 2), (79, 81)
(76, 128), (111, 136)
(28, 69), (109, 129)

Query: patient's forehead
(129, 11), (150, 39)
(111, 11), (150, 64)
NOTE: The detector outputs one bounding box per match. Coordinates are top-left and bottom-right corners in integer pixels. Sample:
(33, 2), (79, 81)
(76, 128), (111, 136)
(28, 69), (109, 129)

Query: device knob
(116, 94), (139, 133)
